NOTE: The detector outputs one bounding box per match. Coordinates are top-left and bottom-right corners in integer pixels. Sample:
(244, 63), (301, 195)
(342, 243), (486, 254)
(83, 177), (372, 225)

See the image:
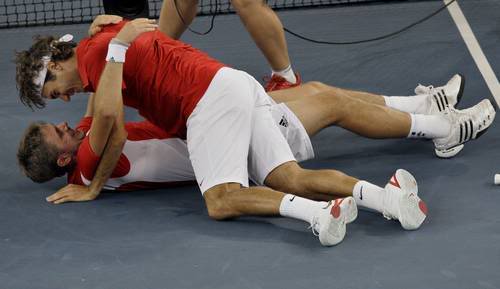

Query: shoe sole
(398, 192), (428, 230)
(320, 197), (355, 246)
(319, 215), (346, 247)
(435, 144), (465, 159)
(435, 99), (495, 158)
(338, 196), (357, 224)
(474, 101), (496, 139)
(395, 170), (427, 230)
(395, 169), (418, 195)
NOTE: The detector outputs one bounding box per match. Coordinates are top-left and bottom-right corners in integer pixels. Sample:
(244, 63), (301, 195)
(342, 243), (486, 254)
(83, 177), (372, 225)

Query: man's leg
(187, 68), (352, 246)
(248, 88), (426, 230)
(270, 76), (464, 115)
(264, 162), (427, 230)
(268, 81), (387, 105)
(282, 88), (450, 140)
(158, 0), (198, 39)
(231, 0), (297, 86)
(203, 183), (356, 246)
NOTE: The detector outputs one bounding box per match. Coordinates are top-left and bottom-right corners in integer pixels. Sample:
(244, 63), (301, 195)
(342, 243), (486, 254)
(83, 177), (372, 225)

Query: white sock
(272, 65), (297, 84)
(352, 181), (385, 213)
(383, 94), (430, 114)
(279, 194), (327, 225)
(407, 113), (451, 139)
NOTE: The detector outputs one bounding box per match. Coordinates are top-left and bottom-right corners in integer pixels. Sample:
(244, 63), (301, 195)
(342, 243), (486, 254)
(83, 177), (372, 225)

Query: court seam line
(445, 0), (500, 107)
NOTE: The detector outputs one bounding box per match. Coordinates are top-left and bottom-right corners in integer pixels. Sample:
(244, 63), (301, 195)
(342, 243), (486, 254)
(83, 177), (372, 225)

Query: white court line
(445, 0), (500, 107)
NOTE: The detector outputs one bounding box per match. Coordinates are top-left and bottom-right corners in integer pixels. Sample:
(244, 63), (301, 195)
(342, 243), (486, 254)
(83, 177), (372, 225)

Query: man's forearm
(87, 59), (127, 195)
(84, 93), (95, 117)
(88, 122), (127, 195)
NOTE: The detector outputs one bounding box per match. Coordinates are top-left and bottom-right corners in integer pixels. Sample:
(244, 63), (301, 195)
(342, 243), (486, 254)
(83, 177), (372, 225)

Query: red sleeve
(77, 23), (127, 92)
(76, 136), (131, 182)
(75, 116), (93, 134)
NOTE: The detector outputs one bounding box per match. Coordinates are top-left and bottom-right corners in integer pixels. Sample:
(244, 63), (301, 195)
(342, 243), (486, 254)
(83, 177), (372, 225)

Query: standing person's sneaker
(264, 73), (302, 92)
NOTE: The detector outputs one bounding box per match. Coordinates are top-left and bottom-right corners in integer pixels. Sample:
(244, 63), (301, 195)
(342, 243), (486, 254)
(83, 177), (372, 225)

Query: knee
(303, 81), (329, 94)
(265, 162), (308, 193)
(203, 188), (234, 221)
(317, 88), (352, 124)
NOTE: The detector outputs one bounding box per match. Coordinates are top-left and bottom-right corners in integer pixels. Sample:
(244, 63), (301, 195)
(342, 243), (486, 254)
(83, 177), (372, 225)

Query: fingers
(88, 26), (102, 37)
(96, 14), (123, 24)
(47, 192), (84, 204)
(53, 197), (70, 204)
(116, 19), (158, 44)
(46, 191), (65, 202)
(46, 184), (93, 204)
(108, 15), (123, 24)
(89, 15), (124, 36)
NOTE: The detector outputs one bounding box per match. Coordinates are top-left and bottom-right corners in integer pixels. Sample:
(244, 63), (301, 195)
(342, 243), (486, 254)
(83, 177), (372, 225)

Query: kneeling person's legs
(189, 69), (353, 246)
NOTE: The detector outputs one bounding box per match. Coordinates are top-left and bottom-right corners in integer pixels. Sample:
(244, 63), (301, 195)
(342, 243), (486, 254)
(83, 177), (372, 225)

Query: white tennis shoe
(415, 74), (465, 114)
(311, 197), (357, 246)
(434, 99), (496, 157)
(382, 169), (427, 230)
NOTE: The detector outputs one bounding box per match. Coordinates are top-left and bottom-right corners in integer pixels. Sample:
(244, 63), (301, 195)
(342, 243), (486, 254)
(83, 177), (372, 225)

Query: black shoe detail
(464, 121), (469, 142)
(459, 123), (463, 143)
(434, 94), (443, 111)
(468, 119), (474, 140)
(456, 73), (465, 107)
(475, 124), (490, 139)
(440, 95), (447, 110)
(443, 93), (449, 107)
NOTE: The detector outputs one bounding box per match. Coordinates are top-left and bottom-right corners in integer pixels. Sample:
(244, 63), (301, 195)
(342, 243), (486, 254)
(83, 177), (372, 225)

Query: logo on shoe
(330, 199), (343, 219)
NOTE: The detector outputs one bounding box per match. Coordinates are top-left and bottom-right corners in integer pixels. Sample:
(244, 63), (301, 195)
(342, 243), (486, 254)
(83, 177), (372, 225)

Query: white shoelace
(414, 84), (434, 95)
(309, 217), (320, 237)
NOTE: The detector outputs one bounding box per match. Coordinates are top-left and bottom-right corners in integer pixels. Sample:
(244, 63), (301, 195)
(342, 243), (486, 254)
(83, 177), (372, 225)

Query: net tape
(0, 0), (407, 29)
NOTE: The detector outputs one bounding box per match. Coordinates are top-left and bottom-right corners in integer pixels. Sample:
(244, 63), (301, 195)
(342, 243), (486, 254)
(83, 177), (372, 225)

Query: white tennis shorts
(187, 67), (307, 193)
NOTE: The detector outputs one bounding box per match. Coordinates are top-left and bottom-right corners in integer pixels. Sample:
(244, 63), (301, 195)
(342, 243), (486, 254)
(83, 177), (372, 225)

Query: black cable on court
(173, 0), (457, 44)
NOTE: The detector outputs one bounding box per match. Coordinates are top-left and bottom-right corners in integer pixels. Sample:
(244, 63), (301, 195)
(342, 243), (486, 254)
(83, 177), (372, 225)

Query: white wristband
(106, 42), (129, 63)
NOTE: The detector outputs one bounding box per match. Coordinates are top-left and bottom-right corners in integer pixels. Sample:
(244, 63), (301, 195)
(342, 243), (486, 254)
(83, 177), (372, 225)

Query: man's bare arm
(46, 62), (127, 204)
(84, 93), (95, 117)
(87, 19), (158, 197)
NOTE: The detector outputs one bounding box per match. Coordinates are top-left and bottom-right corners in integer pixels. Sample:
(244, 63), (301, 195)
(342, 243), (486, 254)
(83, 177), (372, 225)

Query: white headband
(33, 34), (74, 95)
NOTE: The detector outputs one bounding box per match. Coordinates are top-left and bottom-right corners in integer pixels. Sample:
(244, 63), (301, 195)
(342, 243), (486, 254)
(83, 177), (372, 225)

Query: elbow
(95, 107), (119, 122)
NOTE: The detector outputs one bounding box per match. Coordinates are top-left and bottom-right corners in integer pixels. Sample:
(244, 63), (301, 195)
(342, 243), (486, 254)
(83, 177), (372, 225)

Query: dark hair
(15, 35), (77, 109)
(17, 121), (68, 183)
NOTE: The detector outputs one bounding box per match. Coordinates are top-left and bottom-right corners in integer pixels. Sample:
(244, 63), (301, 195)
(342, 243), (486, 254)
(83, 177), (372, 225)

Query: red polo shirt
(76, 21), (225, 138)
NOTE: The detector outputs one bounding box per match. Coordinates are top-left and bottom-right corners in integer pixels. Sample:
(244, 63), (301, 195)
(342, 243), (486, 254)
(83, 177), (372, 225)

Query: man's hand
(88, 14), (123, 37)
(46, 184), (99, 204)
(116, 18), (158, 45)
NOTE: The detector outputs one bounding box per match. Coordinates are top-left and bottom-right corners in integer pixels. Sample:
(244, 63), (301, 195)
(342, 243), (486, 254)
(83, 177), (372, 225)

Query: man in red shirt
(14, 12), (494, 245)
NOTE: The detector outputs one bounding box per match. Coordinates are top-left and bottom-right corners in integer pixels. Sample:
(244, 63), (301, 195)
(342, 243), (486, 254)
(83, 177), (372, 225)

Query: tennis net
(0, 0), (426, 29)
